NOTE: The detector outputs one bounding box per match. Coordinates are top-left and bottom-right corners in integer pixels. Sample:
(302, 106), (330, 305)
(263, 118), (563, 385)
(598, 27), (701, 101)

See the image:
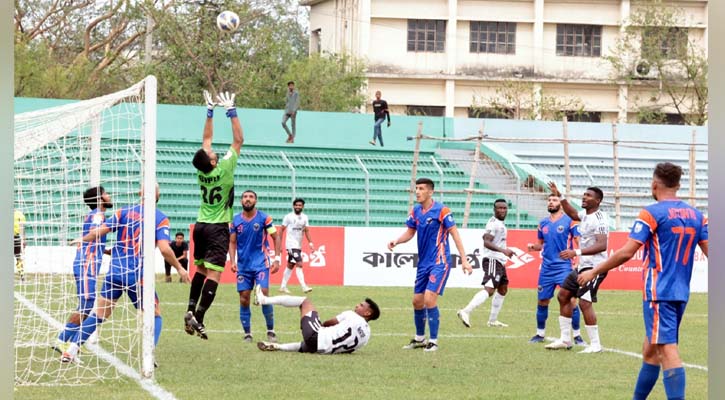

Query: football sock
(295, 267), (308, 288)
(262, 305), (274, 330)
(194, 279), (218, 324)
(585, 324), (601, 347)
(558, 316), (572, 342)
(260, 294), (306, 307)
(280, 342), (302, 352)
(572, 306), (582, 331)
(633, 362), (661, 400)
(281, 268), (293, 288)
(489, 292), (505, 322)
(463, 290), (489, 313)
(187, 273), (206, 313)
(154, 315), (162, 346)
(414, 308), (426, 337)
(58, 322), (79, 342)
(239, 305), (251, 334)
(536, 304), (548, 332)
(427, 306), (440, 340)
(77, 313), (104, 345)
(662, 367), (685, 400)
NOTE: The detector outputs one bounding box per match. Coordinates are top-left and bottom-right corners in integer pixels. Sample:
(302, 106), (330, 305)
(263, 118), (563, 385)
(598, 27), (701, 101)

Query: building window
(470, 21), (516, 54)
(407, 20), (446, 52)
(566, 111), (601, 123)
(641, 27), (688, 59)
(311, 29), (322, 54)
(556, 24), (602, 57)
(407, 105), (445, 117)
(468, 107), (514, 119)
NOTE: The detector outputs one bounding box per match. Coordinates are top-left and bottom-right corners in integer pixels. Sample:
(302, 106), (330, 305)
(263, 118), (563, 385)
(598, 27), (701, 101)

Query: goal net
(14, 76), (158, 385)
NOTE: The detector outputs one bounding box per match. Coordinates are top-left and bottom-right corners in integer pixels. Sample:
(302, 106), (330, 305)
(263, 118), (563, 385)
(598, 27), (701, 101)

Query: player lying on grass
(254, 285), (380, 354)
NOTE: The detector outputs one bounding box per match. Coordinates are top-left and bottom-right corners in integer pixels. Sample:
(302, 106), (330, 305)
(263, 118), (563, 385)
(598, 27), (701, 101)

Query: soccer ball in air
(216, 11), (240, 33)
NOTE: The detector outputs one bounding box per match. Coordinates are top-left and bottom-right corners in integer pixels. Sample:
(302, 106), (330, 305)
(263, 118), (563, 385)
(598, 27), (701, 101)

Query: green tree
(605, 0), (707, 125)
(283, 53), (366, 112)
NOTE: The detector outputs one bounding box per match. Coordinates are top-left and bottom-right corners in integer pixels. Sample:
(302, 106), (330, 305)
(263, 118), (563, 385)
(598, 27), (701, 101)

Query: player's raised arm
(217, 91), (243, 155)
(548, 182), (579, 221)
(449, 226), (472, 275)
(159, 240), (190, 283)
(71, 225), (112, 245)
(201, 90), (215, 152)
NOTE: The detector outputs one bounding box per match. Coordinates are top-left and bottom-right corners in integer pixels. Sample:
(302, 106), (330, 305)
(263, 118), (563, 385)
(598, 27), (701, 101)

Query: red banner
(188, 225), (344, 286)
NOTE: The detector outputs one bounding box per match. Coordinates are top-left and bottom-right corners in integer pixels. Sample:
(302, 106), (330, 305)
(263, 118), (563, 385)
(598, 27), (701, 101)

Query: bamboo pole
(612, 123), (621, 230)
(689, 129), (697, 206)
(562, 116), (571, 199)
(408, 121), (423, 210)
(462, 122), (484, 228)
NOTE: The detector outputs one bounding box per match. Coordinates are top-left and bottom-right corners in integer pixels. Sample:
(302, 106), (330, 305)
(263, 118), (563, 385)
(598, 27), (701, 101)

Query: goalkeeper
(185, 90), (243, 340)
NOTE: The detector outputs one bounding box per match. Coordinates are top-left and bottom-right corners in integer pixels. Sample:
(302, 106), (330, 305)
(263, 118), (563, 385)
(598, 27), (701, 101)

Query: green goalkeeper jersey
(196, 146), (239, 223)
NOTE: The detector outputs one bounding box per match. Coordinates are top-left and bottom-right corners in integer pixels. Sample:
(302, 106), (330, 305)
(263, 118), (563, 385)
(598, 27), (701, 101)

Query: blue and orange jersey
(231, 210), (275, 272)
(406, 201), (456, 267)
(73, 208), (108, 277)
(537, 214), (580, 274)
(104, 204), (171, 274)
(629, 200), (708, 302)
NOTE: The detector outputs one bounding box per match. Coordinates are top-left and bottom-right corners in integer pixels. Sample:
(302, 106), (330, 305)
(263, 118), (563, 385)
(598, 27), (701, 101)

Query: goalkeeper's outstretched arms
(217, 91), (243, 155)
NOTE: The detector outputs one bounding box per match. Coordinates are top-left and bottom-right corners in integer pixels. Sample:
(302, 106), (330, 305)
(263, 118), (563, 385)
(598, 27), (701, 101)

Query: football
(216, 11), (240, 33)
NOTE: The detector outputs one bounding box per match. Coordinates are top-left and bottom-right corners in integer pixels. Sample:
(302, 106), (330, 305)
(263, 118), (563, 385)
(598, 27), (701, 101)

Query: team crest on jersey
(557, 225), (565, 233)
(253, 223), (260, 231)
(634, 222), (643, 233)
(426, 217), (433, 225)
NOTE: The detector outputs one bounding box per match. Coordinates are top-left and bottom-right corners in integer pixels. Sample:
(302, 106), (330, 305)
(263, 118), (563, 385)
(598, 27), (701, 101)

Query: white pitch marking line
(544, 336), (707, 371)
(14, 291), (178, 400)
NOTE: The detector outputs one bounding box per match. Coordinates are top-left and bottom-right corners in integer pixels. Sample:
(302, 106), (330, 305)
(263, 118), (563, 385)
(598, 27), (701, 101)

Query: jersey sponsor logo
(199, 175), (220, 184)
(92, 214), (104, 225)
(557, 225), (565, 233)
(634, 222), (643, 233)
(542, 226), (549, 234)
(237, 275), (244, 283)
(223, 150), (233, 160)
(162, 228), (169, 236)
(429, 273), (437, 283)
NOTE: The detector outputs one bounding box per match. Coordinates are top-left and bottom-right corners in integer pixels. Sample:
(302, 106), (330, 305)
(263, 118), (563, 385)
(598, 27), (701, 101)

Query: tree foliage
(471, 80), (585, 121)
(14, 0), (367, 112)
(605, 0), (707, 125)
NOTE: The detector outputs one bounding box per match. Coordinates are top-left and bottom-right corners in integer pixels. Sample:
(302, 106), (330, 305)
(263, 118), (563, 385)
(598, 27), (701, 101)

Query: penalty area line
(14, 291), (178, 400)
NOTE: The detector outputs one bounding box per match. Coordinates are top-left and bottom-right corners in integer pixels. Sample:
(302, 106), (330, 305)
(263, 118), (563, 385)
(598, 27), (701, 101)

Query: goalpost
(13, 76), (158, 384)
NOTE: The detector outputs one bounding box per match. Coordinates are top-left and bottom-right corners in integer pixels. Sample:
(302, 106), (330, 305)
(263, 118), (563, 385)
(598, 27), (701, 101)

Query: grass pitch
(15, 277), (708, 399)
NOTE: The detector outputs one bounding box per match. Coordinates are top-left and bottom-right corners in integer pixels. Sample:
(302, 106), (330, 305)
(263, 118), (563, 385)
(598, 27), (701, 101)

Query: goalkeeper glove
(217, 91), (237, 118)
(203, 90), (216, 118)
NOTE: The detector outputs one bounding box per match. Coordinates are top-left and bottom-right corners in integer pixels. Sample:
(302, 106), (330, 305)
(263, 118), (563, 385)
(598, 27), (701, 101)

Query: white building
(301, 0), (707, 123)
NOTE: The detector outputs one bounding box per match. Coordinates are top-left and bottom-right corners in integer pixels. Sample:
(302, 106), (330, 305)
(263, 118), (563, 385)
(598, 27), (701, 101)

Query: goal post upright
(141, 75), (157, 380)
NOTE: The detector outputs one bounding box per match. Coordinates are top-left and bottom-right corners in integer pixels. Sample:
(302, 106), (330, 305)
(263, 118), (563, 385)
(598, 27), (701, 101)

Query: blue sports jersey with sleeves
(406, 201), (456, 267)
(73, 208), (107, 277)
(231, 211), (274, 272)
(629, 200), (708, 302)
(104, 204), (171, 274)
(537, 214), (580, 275)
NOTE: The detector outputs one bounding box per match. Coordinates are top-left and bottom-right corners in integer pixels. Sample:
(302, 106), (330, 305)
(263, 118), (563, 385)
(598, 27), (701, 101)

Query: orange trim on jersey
(439, 206), (451, 222)
(650, 268), (658, 302)
(651, 302), (660, 344)
(702, 216), (708, 226)
(652, 234), (663, 273)
(638, 210), (658, 232)
(436, 263), (450, 294)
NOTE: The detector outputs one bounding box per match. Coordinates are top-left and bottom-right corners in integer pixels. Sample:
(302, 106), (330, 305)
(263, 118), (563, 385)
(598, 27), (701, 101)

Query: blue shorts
(537, 267), (572, 301)
(643, 300), (687, 344)
(73, 264), (98, 315)
(100, 271), (159, 310)
(236, 268), (269, 292)
(414, 263), (451, 295)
